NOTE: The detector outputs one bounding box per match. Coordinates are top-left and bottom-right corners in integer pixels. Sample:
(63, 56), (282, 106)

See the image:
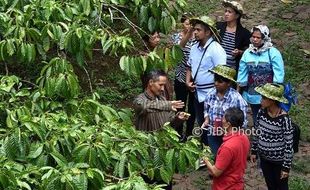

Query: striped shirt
(222, 31), (236, 68)
(171, 32), (196, 83)
(252, 108), (294, 171)
(204, 87), (248, 128)
(133, 92), (180, 132)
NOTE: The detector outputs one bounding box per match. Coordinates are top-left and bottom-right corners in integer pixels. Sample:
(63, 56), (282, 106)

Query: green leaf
(50, 151), (68, 167)
(76, 28), (82, 39)
(165, 149), (175, 170)
(28, 144), (44, 159)
(43, 36), (50, 52)
(118, 154), (127, 178)
(6, 39), (16, 56)
(72, 173), (88, 190)
(177, 150), (187, 173)
(159, 167), (171, 184)
(139, 5), (148, 25)
(148, 17), (156, 32)
(17, 180), (31, 190)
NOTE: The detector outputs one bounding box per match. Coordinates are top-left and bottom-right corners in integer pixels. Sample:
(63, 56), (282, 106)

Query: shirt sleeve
(204, 97), (211, 118)
(282, 116), (294, 172)
(186, 48), (193, 68)
(237, 50), (249, 87)
(211, 43), (226, 66)
(133, 96), (172, 116)
(171, 32), (181, 45)
(270, 48), (285, 83)
(215, 146), (233, 171)
(236, 94), (249, 128)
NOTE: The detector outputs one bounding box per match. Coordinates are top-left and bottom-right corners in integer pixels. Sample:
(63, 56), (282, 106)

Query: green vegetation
(289, 176), (310, 190)
(0, 0), (215, 189)
(0, 71), (208, 189)
(268, 2), (310, 142)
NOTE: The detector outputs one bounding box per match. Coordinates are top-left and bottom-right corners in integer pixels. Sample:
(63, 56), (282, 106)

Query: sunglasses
(214, 75), (230, 83)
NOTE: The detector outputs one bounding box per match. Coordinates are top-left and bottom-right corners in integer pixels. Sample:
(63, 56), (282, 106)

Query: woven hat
(190, 16), (221, 42)
(222, 0), (245, 17)
(255, 83), (288, 103)
(209, 65), (236, 82)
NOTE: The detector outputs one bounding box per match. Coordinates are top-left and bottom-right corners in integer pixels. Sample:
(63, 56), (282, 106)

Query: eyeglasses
(214, 75), (230, 83)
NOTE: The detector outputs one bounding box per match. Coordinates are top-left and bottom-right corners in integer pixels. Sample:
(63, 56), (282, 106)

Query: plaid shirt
(204, 87), (248, 128)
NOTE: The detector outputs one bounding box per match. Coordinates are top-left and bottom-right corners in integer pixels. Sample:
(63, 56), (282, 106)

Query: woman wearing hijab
(237, 25), (285, 124)
(251, 83), (293, 190)
(216, 0), (251, 71)
(171, 13), (196, 140)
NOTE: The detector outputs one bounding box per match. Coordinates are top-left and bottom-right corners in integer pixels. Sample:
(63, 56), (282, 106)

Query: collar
(144, 91), (158, 100)
(212, 87), (233, 100)
(198, 37), (214, 50)
(223, 130), (243, 141)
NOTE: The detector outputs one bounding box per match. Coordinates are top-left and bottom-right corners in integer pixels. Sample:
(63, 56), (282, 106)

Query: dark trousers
(260, 158), (288, 190)
(250, 104), (261, 125)
(207, 134), (223, 155)
(193, 97), (208, 145)
(174, 80), (196, 138)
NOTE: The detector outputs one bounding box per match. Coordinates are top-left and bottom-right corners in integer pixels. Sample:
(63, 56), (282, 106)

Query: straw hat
(255, 83), (288, 103)
(190, 16), (221, 42)
(209, 65), (236, 82)
(222, 0), (245, 17)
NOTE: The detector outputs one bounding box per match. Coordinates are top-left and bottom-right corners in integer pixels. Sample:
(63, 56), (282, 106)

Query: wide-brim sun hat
(222, 0), (245, 17)
(209, 65), (236, 82)
(190, 16), (221, 42)
(255, 83), (289, 103)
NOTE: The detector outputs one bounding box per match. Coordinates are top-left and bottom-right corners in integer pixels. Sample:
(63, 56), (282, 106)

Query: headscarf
(248, 25), (273, 54)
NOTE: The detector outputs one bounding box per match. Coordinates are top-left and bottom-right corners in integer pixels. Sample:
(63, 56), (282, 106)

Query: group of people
(133, 1), (294, 190)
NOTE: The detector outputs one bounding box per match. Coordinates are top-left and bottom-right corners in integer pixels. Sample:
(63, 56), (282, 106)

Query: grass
(185, 0), (220, 16)
(266, 0), (310, 141)
(292, 155), (310, 173)
(94, 69), (141, 107)
(289, 176), (310, 190)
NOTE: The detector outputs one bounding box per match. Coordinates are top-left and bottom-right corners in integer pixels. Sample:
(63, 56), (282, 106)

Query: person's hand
(250, 155), (257, 163)
(186, 82), (196, 92)
(171, 100), (185, 111)
(177, 112), (190, 120)
(280, 171), (289, 179)
(232, 49), (241, 57)
(202, 117), (209, 128)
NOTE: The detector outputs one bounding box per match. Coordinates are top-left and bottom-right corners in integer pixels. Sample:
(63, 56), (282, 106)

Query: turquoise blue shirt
(237, 47), (284, 104)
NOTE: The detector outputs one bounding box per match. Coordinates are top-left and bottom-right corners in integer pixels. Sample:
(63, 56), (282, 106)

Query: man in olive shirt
(134, 70), (189, 132)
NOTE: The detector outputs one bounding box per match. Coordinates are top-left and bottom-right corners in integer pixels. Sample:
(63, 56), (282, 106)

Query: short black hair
(142, 69), (167, 89)
(193, 21), (211, 33)
(224, 107), (244, 129)
(181, 13), (191, 23)
(142, 31), (159, 42)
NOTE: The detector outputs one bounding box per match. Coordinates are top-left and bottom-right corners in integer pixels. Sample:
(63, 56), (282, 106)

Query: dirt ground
(171, 0), (310, 189)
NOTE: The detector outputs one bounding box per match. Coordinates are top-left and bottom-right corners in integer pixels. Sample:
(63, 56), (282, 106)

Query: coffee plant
(0, 1), (212, 189)
(0, 61), (211, 189)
